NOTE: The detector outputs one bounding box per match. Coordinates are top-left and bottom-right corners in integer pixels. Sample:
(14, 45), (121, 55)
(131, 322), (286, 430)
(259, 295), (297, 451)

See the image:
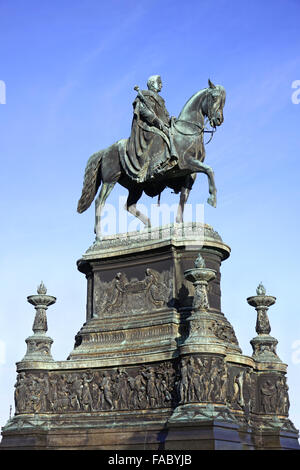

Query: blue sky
(0, 0), (300, 434)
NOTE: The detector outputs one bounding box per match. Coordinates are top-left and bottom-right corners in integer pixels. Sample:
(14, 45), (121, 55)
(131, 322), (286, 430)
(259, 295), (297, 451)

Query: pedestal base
(1, 224), (299, 450)
(2, 411), (299, 450)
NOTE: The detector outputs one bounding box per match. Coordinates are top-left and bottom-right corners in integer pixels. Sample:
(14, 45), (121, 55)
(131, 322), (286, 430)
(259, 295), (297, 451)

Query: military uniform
(126, 89), (177, 183)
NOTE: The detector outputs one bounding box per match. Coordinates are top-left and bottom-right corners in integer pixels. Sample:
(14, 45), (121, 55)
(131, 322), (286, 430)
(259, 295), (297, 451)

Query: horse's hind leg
(94, 182), (116, 240)
(126, 188), (151, 228)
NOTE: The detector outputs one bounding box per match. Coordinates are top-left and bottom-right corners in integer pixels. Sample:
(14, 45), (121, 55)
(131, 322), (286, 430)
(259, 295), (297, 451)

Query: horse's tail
(77, 150), (103, 213)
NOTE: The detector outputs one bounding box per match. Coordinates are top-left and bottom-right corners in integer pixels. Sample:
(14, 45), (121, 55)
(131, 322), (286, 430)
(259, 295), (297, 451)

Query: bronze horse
(77, 79), (226, 239)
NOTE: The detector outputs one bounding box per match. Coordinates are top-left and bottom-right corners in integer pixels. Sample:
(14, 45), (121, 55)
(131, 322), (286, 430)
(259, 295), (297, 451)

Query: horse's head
(205, 79), (226, 128)
(178, 80), (226, 130)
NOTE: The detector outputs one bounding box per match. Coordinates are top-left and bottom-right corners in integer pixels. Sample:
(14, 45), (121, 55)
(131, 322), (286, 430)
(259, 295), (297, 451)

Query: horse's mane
(178, 85), (225, 120)
(178, 87), (207, 120)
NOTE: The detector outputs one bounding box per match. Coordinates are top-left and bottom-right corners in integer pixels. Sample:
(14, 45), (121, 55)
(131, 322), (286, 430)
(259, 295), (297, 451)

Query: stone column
(246, 284), (300, 446)
(180, 254), (234, 355)
(247, 283), (281, 363)
(168, 253), (239, 440)
(21, 282), (56, 362)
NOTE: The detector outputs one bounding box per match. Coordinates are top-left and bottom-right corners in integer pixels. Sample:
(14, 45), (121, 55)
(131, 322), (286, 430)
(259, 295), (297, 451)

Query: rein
(173, 88), (218, 144)
(173, 118), (216, 144)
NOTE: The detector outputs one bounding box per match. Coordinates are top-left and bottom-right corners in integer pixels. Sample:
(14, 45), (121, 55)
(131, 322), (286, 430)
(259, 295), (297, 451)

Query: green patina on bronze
(77, 77), (226, 240)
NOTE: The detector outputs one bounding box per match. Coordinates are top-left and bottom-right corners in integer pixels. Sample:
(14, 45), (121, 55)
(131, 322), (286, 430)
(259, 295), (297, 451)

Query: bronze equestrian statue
(77, 76), (226, 240)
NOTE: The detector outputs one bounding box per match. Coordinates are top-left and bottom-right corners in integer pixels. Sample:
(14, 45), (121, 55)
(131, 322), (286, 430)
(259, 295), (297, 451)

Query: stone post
(21, 281), (56, 362)
(247, 283), (281, 363)
(169, 253), (239, 435)
(180, 253), (230, 355)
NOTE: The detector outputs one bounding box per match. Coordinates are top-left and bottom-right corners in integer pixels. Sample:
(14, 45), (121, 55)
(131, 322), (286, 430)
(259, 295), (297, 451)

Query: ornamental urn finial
(21, 282), (57, 362)
(180, 251), (232, 355)
(247, 283), (276, 335)
(184, 252), (216, 311)
(256, 282), (266, 296)
(194, 253), (206, 269)
(37, 281), (47, 295)
(247, 283), (281, 363)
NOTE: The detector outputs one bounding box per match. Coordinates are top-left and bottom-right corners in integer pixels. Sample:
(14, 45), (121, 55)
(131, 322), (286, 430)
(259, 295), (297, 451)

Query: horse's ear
(208, 78), (216, 89)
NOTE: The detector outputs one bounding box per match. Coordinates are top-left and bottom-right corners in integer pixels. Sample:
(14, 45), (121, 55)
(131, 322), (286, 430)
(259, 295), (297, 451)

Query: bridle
(173, 88), (219, 145)
(173, 118), (216, 145)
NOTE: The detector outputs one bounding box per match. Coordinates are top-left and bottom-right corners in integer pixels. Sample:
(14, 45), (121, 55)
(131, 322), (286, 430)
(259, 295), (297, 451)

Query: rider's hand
(153, 118), (163, 130)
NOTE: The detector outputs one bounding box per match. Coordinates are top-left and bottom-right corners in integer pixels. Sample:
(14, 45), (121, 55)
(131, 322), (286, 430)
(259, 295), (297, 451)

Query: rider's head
(147, 75), (162, 93)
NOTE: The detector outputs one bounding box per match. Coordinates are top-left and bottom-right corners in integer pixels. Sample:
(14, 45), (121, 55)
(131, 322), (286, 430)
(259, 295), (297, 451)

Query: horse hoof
(207, 196), (217, 208)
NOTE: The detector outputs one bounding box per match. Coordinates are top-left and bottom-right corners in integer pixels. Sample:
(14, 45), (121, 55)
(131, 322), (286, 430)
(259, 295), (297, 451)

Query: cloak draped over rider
(122, 75), (178, 184)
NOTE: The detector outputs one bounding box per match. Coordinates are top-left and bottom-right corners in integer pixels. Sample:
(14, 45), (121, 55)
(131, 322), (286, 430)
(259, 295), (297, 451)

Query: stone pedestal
(68, 223), (240, 363)
(1, 223), (299, 450)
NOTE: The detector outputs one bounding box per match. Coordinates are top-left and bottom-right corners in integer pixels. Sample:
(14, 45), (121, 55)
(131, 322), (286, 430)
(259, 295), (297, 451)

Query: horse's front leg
(206, 165), (217, 208)
(176, 174), (196, 223)
(176, 187), (190, 224)
(187, 159), (217, 208)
